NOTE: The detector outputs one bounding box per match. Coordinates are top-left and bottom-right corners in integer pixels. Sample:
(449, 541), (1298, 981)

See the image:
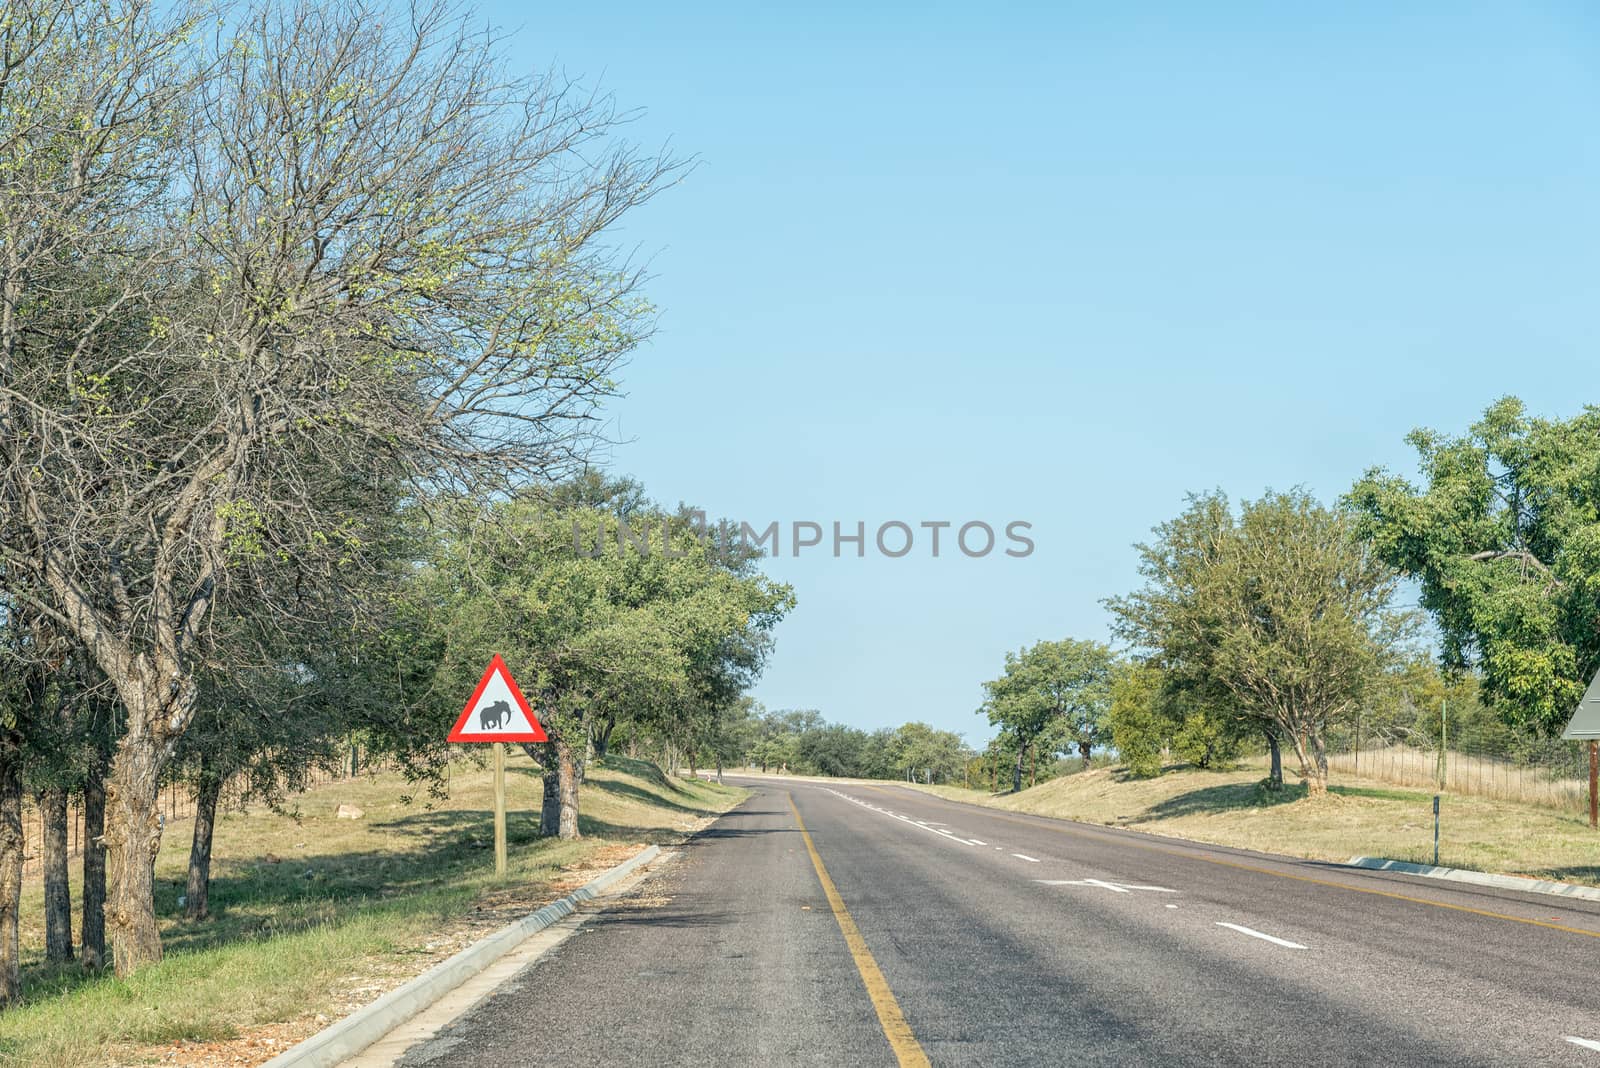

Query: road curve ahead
(394, 778), (1600, 1067)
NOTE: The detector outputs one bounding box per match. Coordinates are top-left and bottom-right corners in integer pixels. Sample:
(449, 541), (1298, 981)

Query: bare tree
(0, 0), (678, 974)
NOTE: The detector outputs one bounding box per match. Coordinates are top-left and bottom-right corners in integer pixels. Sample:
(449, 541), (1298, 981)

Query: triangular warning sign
(1564, 668), (1600, 740)
(448, 654), (548, 743)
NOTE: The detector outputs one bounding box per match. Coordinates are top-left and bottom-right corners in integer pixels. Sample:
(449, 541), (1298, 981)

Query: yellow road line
(787, 792), (931, 1068)
(862, 785), (1600, 941)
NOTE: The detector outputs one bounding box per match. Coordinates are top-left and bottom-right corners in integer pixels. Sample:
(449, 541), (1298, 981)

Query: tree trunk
(1264, 728), (1283, 787)
(1012, 741), (1025, 793)
(577, 725), (591, 785)
(0, 756), (22, 1004)
(81, 760), (107, 971)
(1308, 730), (1329, 796)
(594, 718), (615, 760)
(1287, 727), (1326, 796)
(185, 774), (222, 920)
(539, 751), (560, 837)
(42, 786), (74, 963)
(716, 755), (724, 785)
(555, 736), (580, 840)
(1078, 740), (1092, 768)
(102, 736), (167, 976)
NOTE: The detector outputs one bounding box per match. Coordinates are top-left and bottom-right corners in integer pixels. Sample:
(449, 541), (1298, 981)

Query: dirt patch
(147, 1019), (324, 1066)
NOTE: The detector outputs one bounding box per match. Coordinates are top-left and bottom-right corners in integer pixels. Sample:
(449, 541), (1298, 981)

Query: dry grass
(907, 762), (1600, 887)
(1321, 745), (1586, 810)
(0, 751), (745, 1068)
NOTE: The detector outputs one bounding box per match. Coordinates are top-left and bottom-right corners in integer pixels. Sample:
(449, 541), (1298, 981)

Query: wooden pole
(1589, 740), (1597, 830)
(1438, 698), (1448, 791)
(493, 742), (507, 877)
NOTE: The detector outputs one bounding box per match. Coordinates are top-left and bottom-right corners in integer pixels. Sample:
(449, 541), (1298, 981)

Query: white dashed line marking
(825, 789), (981, 849)
(1012, 853), (1041, 863)
(1215, 922), (1306, 950)
(1565, 1037), (1600, 1053)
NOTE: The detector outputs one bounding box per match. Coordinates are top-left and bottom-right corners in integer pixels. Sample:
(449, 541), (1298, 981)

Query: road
(391, 777), (1600, 1066)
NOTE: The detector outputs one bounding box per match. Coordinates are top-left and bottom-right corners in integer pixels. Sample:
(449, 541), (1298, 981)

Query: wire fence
(1320, 742), (1590, 812)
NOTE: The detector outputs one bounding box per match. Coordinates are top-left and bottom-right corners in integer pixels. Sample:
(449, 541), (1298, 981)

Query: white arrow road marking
(1215, 922), (1306, 949)
(1566, 1037), (1600, 1052)
(1036, 879), (1176, 894)
(1011, 853), (1041, 862)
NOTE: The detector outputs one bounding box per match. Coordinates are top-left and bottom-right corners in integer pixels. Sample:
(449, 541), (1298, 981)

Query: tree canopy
(1348, 397), (1600, 734)
(980, 638), (1117, 792)
(423, 492), (793, 838)
(1107, 490), (1406, 794)
(0, 0), (679, 978)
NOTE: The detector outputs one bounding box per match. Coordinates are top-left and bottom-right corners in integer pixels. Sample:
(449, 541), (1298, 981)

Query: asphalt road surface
(396, 778), (1600, 1066)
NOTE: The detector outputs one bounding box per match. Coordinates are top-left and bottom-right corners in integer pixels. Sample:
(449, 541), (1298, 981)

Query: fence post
(1433, 794), (1441, 865)
(1437, 699), (1448, 791)
(1589, 740), (1597, 830)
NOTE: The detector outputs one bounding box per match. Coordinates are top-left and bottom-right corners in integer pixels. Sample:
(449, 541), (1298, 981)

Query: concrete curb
(261, 844), (664, 1068)
(1346, 856), (1600, 903)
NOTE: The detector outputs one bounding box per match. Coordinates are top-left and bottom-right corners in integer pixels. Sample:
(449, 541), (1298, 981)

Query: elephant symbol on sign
(479, 699), (511, 731)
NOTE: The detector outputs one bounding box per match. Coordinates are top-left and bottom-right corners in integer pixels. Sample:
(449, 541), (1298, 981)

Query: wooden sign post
(447, 654), (548, 876)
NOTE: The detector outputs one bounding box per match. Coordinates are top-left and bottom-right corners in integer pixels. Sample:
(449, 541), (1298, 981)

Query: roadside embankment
(903, 763), (1600, 888)
(0, 753), (745, 1068)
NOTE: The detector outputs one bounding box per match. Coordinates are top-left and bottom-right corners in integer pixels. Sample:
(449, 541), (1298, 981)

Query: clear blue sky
(482, 1), (1600, 745)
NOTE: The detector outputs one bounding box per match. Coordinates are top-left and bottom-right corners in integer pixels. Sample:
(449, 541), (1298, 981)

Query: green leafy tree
(429, 496), (790, 837)
(1108, 490), (1407, 795)
(888, 722), (968, 784)
(980, 639), (1117, 792)
(1348, 397), (1600, 734)
(799, 724), (871, 777)
(1104, 663), (1246, 779)
(1105, 664), (1166, 779)
(700, 697), (762, 783)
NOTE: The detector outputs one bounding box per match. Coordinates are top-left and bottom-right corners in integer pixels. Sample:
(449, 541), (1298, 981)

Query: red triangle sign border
(448, 653), (549, 743)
